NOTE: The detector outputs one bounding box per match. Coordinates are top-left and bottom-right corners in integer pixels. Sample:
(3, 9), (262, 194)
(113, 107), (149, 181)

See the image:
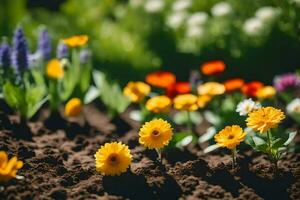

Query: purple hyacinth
(38, 28), (51, 60)
(12, 27), (29, 72)
(0, 42), (11, 68)
(56, 42), (68, 59)
(274, 73), (300, 92)
(80, 49), (91, 64)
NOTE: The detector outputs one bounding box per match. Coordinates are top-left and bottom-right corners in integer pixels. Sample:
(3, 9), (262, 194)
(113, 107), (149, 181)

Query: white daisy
(255, 6), (280, 22)
(211, 2), (232, 17)
(144, 0), (165, 13)
(166, 12), (187, 29)
(287, 98), (300, 114)
(172, 0), (192, 11)
(187, 12), (208, 27)
(236, 98), (262, 116)
(243, 17), (264, 36)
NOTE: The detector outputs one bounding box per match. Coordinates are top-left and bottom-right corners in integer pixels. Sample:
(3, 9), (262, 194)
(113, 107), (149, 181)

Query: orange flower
(64, 98), (82, 117)
(201, 60), (226, 76)
(166, 82), (191, 98)
(223, 78), (245, 92)
(46, 59), (64, 79)
(63, 35), (89, 47)
(146, 71), (176, 88)
(241, 81), (264, 97)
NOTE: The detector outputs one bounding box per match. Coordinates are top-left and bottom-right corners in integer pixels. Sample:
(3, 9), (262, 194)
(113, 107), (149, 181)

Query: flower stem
(231, 148), (237, 170)
(155, 148), (162, 164)
(267, 130), (278, 173)
(186, 111), (192, 134)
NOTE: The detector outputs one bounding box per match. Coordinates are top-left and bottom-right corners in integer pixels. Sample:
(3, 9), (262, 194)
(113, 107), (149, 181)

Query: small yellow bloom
(197, 95), (212, 109)
(123, 81), (151, 103)
(173, 94), (198, 111)
(64, 98), (82, 117)
(94, 142), (132, 176)
(146, 95), (172, 113)
(46, 59), (64, 79)
(214, 125), (247, 149)
(139, 119), (173, 149)
(63, 35), (89, 47)
(256, 86), (276, 99)
(0, 151), (23, 182)
(197, 82), (225, 96)
(246, 107), (285, 134)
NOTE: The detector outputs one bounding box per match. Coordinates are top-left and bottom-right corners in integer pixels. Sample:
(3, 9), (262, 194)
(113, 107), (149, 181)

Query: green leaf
(204, 144), (220, 154)
(3, 82), (25, 114)
(272, 138), (285, 149)
(284, 131), (297, 146)
(84, 86), (99, 104)
(168, 132), (196, 149)
(252, 136), (266, 146)
(79, 65), (92, 94)
(198, 127), (216, 143)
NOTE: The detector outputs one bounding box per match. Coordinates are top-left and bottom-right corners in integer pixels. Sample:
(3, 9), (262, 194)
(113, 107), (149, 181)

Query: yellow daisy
(214, 125), (247, 149)
(64, 98), (82, 117)
(94, 142), (132, 176)
(256, 86), (276, 99)
(139, 119), (173, 149)
(246, 107), (285, 134)
(173, 94), (198, 111)
(0, 151), (23, 182)
(46, 59), (64, 79)
(146, 95), (172, 113)
(123, 81), (151, 103)
(63, 35), (89, 47)
(197, 82), (225, 96)
(197, 95), (212, 109)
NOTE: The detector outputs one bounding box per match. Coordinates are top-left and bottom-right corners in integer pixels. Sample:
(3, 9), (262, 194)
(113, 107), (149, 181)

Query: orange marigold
(201, 60), (226, 76)
(146, 71), (176, 88)
(223, 78), (245, 92)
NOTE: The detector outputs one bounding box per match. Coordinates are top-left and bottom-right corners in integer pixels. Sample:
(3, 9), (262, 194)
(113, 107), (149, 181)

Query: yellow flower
(94, 142), (132, 176)
(46, 59), (64, 79)
(246, 107), (285, 134)
(173, 94), (198, 111)
(214, 125), (247, 149)
(197, 95), (212, 109)
(64, 98), (82, 117)
(256, 86), (276, 99)
(197, 82), (225, 96)
(146, 95), (172, 113)
(63, 35), (89, 47)
(123, 81), (151, 103)
(139, 119), (173, 149)
(0, 151), (23, 182)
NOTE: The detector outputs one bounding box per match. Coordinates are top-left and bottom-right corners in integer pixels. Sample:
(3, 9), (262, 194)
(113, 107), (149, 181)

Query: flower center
(108, 153), (119, 165)
(228, 135), (234, 140)
(151, 130), (160, 137)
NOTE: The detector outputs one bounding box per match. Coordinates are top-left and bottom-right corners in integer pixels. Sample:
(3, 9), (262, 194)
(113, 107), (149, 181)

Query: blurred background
(1, 0), (300, 85)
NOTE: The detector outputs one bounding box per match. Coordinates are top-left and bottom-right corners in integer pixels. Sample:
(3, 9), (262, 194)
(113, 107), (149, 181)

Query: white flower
(187, 12), (208, 27)
(172, 0), (192, 11)
(243, 17), (264, 36)
(186, 26), (204, 38)
(144, 0), (165, 13)
(166, 12), (187, 29)
(211, 2), (232, 17)
(255, 6), (279, 22)
(287, 98), (300, 114)
(129, 0), (143, 8)
(236, 98), (262, 116)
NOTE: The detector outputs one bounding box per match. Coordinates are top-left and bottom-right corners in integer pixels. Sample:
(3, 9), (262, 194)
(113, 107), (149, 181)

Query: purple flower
(80, 49), (91, 64)
(0, 42), (11, 68)
(189, 70), (202, 90)
(12, 27), (29, 72)
(38, 28), (51, 61)
(274, 73), (300, 92)
(56, 42), (68, 59)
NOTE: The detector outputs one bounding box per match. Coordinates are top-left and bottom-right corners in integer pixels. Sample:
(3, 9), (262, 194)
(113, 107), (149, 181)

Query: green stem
(186, 111), (192, 134)
(231, 148), (236, 170)
(267, 130), (278, 173)
(155, 148), (162, 164)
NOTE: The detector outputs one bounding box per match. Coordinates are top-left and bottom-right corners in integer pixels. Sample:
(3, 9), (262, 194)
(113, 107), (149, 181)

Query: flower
(214, 125), (247, 149)
(286, 98), (300, 114)
(144, 0), (165, 13)
(46, 59), (64, 79)
(186, 26), (204, 38)
(146, 95), (172, 113)
(241, 81), (264, 97)
(146, 71), (176, 88)
(189, 70), (201, 90)
(201, 60), (226, 76)
(12, 27), (29, 72)
(80, 49), (91, 64)
(256, 86), (276, 99)
(0, 151), (23, 182)
(38, 28), (51, 61)
(166, 12), (187, 29)
(211, 2), (232, 17)
(173, 94), (198, 111)
(223, 78), (245, 92)
(255, 7), (279, 22)
(56, 42), (69, 59)
(166, 82), (191, 98)
(123, 81), (150, 103)
(246, 107), (285, 133)
(64, 98), (82, 117)
(0, 42), (11, 68)
(94, 142), (132, 176)
(236, 98), (261, 116)
(172, 0), (192, 11)
(197, 82), (225, 96)
(187, 12), (208, 27)
(139, 119), (173, 149)
(243, 17), (264, 36)
(197, 95), (212, 109)
(63, 35), (88, 47)
(274, 73), (300, 92)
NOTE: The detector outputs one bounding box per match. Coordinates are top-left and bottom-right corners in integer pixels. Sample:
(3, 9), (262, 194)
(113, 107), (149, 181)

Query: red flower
(241, 81), (264, 97)
(146, 71), (176, 88)
(166, 82), (191, 98)
(201, 60), (226, 76)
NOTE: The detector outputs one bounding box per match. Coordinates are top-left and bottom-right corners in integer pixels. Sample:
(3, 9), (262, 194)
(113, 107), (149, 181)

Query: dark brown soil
(0, 104), (299, 200)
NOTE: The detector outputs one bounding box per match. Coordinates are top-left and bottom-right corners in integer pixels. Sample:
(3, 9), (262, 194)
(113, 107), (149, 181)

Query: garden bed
(0, 104), (299, 200)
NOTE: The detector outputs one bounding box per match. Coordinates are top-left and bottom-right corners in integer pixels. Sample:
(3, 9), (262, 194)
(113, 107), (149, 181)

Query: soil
(0, 103), (299, 200)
